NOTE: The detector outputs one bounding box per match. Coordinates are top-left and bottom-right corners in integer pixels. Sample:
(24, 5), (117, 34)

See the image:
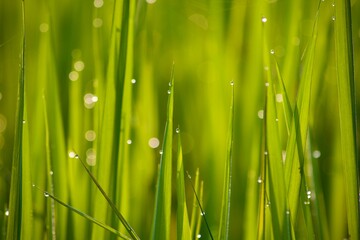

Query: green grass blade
(35, 188), (132, 240)
(195, 181), (204, 239)
(75, 154), (140, 240)
(189, 169), (200, 237)
(176, 127), (191, 240)
(334, 0), (359, 238)
(263, 36), (290, 239)
(6, 1), (25, 239)
(151, 64), (174, 240)
(284, 5), (319, 228)
(218, 81), (234, 240)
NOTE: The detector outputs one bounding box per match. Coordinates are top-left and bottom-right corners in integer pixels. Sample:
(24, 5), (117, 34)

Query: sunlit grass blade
(218, 82), (234, 240)
(151, 64), (174, 240)
(33, 187), (132, 240)
(74, 154), (140, 240)
(6, 2), (25, 239)
(43, 96), (56, 239)
(20, 97), (32, 239)
(284, 2), (320, 225)
(334, 0), (359, 238)
(92, 0), (130, 238)
(195, 181), (204, 239)
(189, 169), (200, 238)
(176, 128), (191, 240)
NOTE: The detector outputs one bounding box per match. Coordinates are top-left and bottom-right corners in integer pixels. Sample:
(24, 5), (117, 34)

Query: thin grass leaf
(334, 0), (359, 238)
(189, 169), (200, 237)
(43, 96), (56, 239)
(75, 154), (140, 240)
(263, 21), (291, 239)
(33, 187), (131, 240)
(218, 81), (234, 240)
(6, 1), (25, 239)
(195, 181), (204, 240)
(284, 3), (320, 229)
(176, 128), (191, 240)
(151, 64), (175, 240)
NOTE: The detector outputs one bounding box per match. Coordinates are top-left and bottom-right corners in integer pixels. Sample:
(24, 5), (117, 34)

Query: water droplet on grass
(261, 17), (268, 23)
(146, 0), (156, 3)
(159, 150), (163, 155)
(74, 154), (79, 159)
(148, 137), (160, 148)
(74, 61), (85, 71)
(44, 192), (50, 198)
(5, 210), (9, 216)
(49, 171), (53, 175)
(304, 201), (310, 205)
(69, 71), (79, 81)
(85, 130), (96, 141)
(200, 212), (205, 216)
(176, 127), (180, 133)
(257, 177), (263, 183)
(197, 234), (202, 239)
(286, 210), (290, 215)
(93, 18), (103, 28)
(230, 80), (234, 86)
(167, 90), (171, 94)
(270, 49), (275, 54)
(94, 0), (104, 8)
(265, 82), (270, 87)
(22, 120), (26, 124)
(312, 150), (321, 159)
(332, 16), (336, 21)
(39, 23), (49, 33)
(276, 93), (283, 102)
(69, 151), (76, 158)
(264, 151), (268, 155)
(131, 79), (136, 84)
(127, 139), (132, 144)
(258, 110), (264, 119)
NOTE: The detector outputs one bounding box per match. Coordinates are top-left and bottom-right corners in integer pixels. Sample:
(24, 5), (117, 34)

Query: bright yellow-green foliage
(0, 0), (359, 239)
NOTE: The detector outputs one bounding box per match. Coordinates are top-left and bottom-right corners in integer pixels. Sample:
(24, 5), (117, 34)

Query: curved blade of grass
(43, 96), (56, 239)
(176, 128), (191, 240)
(74, 154), (140, 240)
(195, 181), (204, 240)
(33, 187), (131, 240)
(218, 81), (234, 240)
(6, 2), (25, 239)
(263, 36), (290, 239)
(151, 64), (174, 240)
(189, 169), (200, 237)
(334, 0), (359, 238)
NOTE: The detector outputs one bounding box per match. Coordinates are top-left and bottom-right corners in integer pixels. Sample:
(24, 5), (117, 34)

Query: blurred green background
(1, 0), (360, 239)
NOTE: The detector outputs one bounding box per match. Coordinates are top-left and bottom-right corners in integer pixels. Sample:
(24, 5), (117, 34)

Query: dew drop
(74, 61), (85, 72)
(304, 201), (310, 205)
(230, 80), (234, 86)
(258, 110), (264, 119)
(264, 151), (268, 156)
(197, 234), (202, 239)
(44, 192), (50, 198)
(167, 90), (171, 94)
(146, 0), (156, 4)
(93, 18), (103, 28)
(307, 190), (311, 195)
(286, 210), (290, 215)
(275, 118), (279, 122)
(168, 82), (172, 87)
(127, 139), (132, 144)
(261, 16), (268, 23)
(68, 151), (76, 158)
(85, 130), (96, 141)
(159, 150), (163, 155)
(5, 210), (9, 216)
(94, 0), (104, 8)
(276, 93), (283, 102)
(176, 127), (180, 133)
(332, 2), (335, 6)
(74, 154), (79, 159)
(257, 177), (263, 184)
(200, 212), (205, 216)
(148, 137), (160, 148)
(69, 71), (79, 81)
(49, 171), (53, 176)
(270, 49), (275, 55)
(39, 23), (49, 33)
(131, 79), (136, 84)
(332, 16), (336, 21)
(266, 201), (271, 208)
(265, 82), (270, 87)
(22, 120), (26, 124)
(32, 184), (35, 188)
(312, 150), (321, 159)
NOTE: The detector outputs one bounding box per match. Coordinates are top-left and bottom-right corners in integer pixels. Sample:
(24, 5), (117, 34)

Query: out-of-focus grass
(0, 0), (359, 239)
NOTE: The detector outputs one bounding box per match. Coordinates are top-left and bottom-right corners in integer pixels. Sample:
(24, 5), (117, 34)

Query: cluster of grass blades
(1, 0), (359, 239)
